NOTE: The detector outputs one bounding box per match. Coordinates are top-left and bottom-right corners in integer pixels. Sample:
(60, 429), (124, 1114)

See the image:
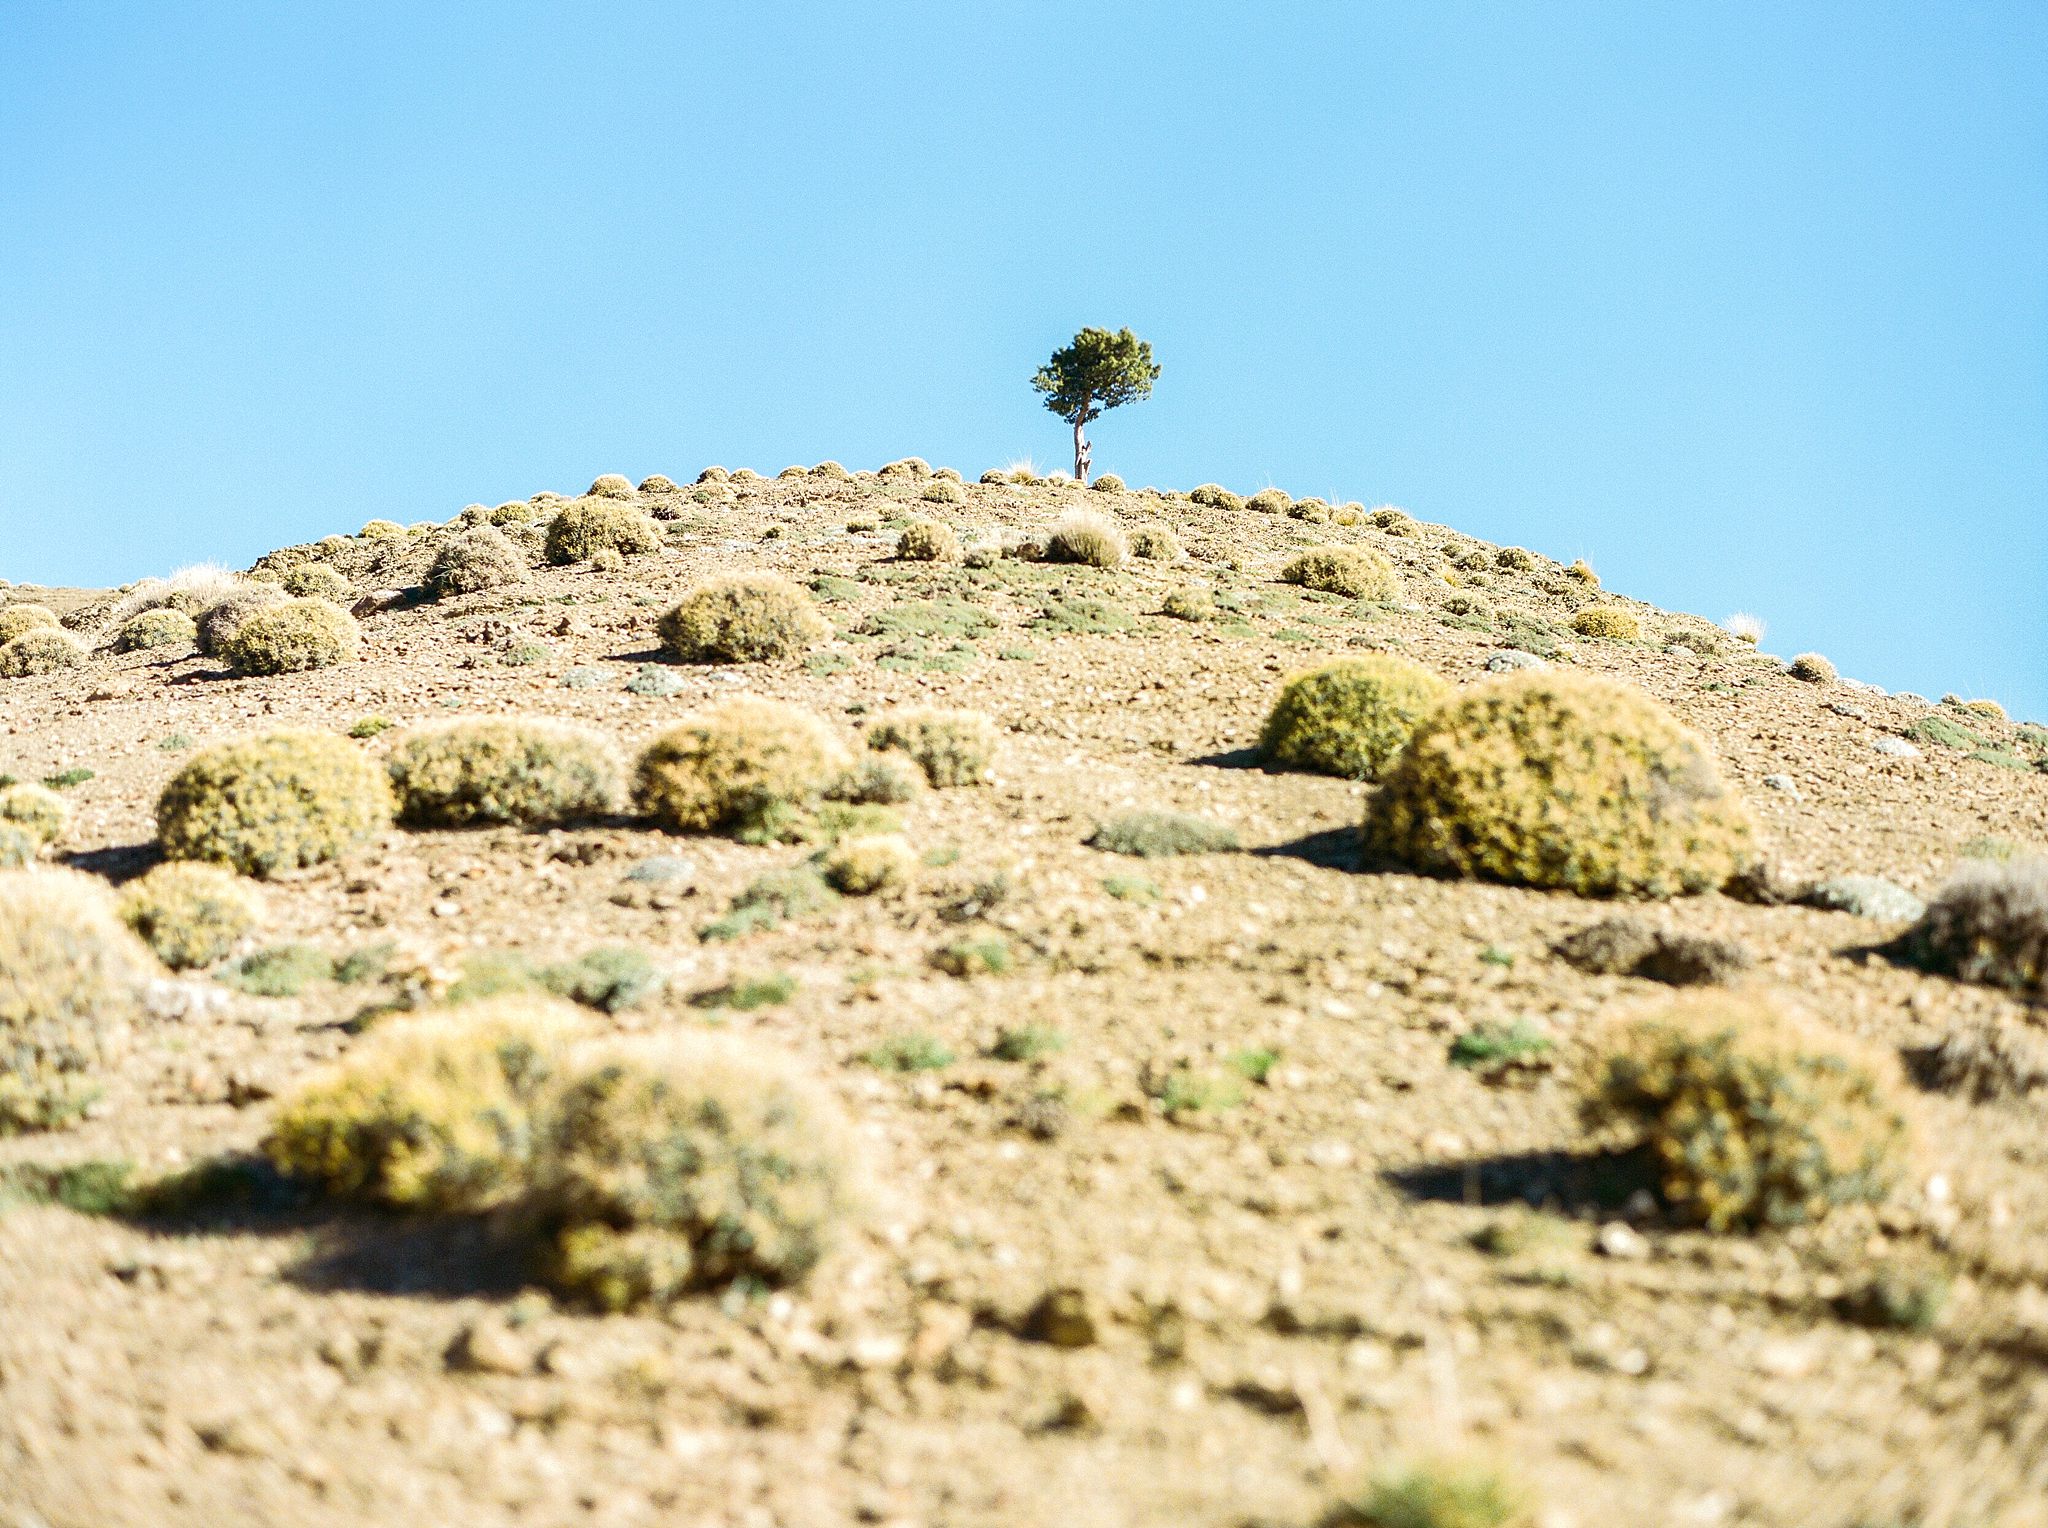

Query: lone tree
(1031, 326), (1159, 484)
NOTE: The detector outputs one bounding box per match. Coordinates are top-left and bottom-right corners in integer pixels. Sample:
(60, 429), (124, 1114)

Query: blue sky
(3, 3), (2043, 715)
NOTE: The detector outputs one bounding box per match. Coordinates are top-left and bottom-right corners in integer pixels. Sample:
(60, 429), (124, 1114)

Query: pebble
(444, 1320), (533, 1376)
(622, 855), (696, 885)
(1024, 1288), (1098, 1348)
(1872, 736), (1920, 758)
(1484, 650), (1548, 673)
(624, 664), (687, 698)
(1594, 1222), (1648, 1260)
(1825, 700), (1870, 721)
(1761, 774), (1801, 800)
(1803, 875), (1925, 922)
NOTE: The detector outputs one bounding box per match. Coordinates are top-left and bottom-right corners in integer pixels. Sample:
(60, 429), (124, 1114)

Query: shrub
(828, 753), (924, 806)
(866, 707), (998, 787)
(0, 784), (69, 848)
(1127, 526), (1182, 561)
(221, 941), (332, 996)
(1363, 671), (1755, 897)
(220, 598), (359, 676)
(118, 861), (264, 969)
(1369, 506), (1415, 533)
(1088, 810), (1238, 857)
(545, 499), (662, 564)
(1161, 585), (1213, 621)
(1260, 656), (1448, 780)
(1887, 859), (2047, 996)
(1189, 483), (1244, 511)
(638, 474), (678, 495)
(1238, 487), (1286, 515)
(808, 461), (851, 481)
(879, 457), (931, 479)
(0, 628), (88, 677)
(657, 574), (828, 663)
(697, 466), (730, 483)
(1091, 473), (1125, 492)
(1043, 510), (1127, 568)
(822, 833), (916, 895)
(0, 870), (155, 1134)
(540, 947), (663, 1013)
(0, 824), (36, 868)
(1566, 558), (1599, 587)
(1584, 994), (1913, 1230)
(1788, 652), (1837, 684)
(532, 1035), (860, 1307)
(1287, 496), (1332, 523)
(266, 998), (583, 1211)
(426, 525), (529, 597)
(387, 719), (620, 829)
(1570, 606), (1640, 640)
(919, 478), (966, 506)
(1281, 546), (1398, 600)
(0, 605), (60, 644)
(587, 473), (636, 500)
(634, 697), (851, 838)
(491, 500), (535, 525)
(195, 584), (289, 657)
(358, 518), (406, 540)
(1495, 547), (1536, 572)
(1324, 1461), (1528, 1528)
(1725, 612), (1765, 644)
(283, 563), (352, 602)
(157, 730), (393, 877)
(115, 607), (197, 651)
(896, 520), (961, 562)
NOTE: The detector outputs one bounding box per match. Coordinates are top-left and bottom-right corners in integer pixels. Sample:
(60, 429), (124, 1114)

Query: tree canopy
(1031, 327), (1160, 427)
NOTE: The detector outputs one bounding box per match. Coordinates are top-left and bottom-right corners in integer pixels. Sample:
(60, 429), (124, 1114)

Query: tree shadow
(60, 841), (161, 885)
(1384, 1145), (1657, 1215)
(1251, 826), (1366, 872)
(1187, 747), (1264, 771)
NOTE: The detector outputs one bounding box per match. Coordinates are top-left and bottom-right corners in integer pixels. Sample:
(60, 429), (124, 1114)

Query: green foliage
(283, 562), (352, 601)
(1449, 1020), (1554, 1073)
(1150, 1065), (1242, 1116)
(358, 517), (407, 539)
(822, 833), (916, 895)
(116, 607), (197, 651)
(931, 936), (1010, 976)
(1102, 873), (1159, 902)
(828, 752), (924, 806)
(633, 697), (852, 838)
(1260, 655), (1448, 780)
(991, 1025), (1065, 1062)
(1031, 326), (1159, 426)
(220, 598), (359, 675)
(41, 767), (92, 790)
(1088, 810), (1238, 858)
(0, 628), (89, 677)
(896, 519), (961, 562)
(0, 784), (68, 848)
(1888, 859), (2046, 996)
(222, 942), (334, 996)
(862, 1032), (955, 1072)
(157, 729), (393, 877)
(426, 524), (529, 597)
(1325, 1461), (1527, 1528)
(918, 479), (966, 506)
(693, 972), (798, 1011)
(0, 1158), (140, 1216)
(1570, 605), (1641, 640)
(1585, 994), (1914, 1230)
(544, 499), (661, 563)
(348, 716), (393, 738)
(1188, 483), (1243, 511)
(1227, 1046), (1281, 1083)
(1494, 547), (1536, 572)
(866, 707), (998, 787)
(118, 861), (264, 970)
(860, 597), (995, 641)
(539, 946), (663, 1013)
(387, 718), (620, 829)
(658, 573), (829, 663)
(1246, 488), (1292, 514)
(1091, 473), (1126, 492)
(194, 589), (288, 659)
(1281, 545), (1399, 600)
(1364, 671), (1756, 897)
(1031, 595), (1133, 634)
(701, 865), (839, 942)
(587, 473), (636, 500)
(1908, 713), (1983, 751)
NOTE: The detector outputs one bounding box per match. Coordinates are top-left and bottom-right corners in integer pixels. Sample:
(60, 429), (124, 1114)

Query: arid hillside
(2, 461), (2045, 1528)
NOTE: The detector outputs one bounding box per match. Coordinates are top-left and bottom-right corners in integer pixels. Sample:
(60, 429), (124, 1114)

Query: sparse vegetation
(0, 604), (60, 644)
(219, 598), (359, 675)
(822, 833), (916, 895)
(1495, 547), (1536, 572)
(1088, 810), (1238, 857)
(157, 730), (394, 876)
(657, 574), (829, 663)
(0, 628), (88, 677)
(1323, 1460), (1528, 1528)
(283, 563), (351, 602)
(1570, 605), (1640, 640)
(1161, 585), (1214, 621)
(195, 584), (288, 656)
(1887, 858), (2046, 996)
(1246, 488), (1291, 515)
(633, 697), (851, 839)
(544, 499), (662, 564)
(387, 719), (620, 829)
(1189, 483), (1243, 512)
(0, 784), (68, 849)
(220, 941), (334, 996)
(426, 525), (529, 597)
(1127, 525), (1182, 561)
(1260, 655), (1448, 780)
(1043, 509), (1127, 568)
(118, 861), (264, 969)
(1280, 545), (1398, 600)
(896, 519), (961, 562)
(866, 707), (998, 787)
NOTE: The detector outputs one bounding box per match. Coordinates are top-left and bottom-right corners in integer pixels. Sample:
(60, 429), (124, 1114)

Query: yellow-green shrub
(1246, 488), (1292, 514)
(1161, 585), (1213, 621)
(1370, 506), (1415, 534)
(1889, 859), (2047, 997)
(1788, 652), (1836, 684)
(587, 473), (636, 500)
(533, 1034), (859, 1308)
(1260, 656), (1448, 780)
(1043, 510), (1126, 568)
(157, 730), (393, 877)
(118, 861), (264, 969)
(426, 525), (529, 597)
(866, 707), (998, 787)
(0, 783), (69, 848)
(1189, 483), (1243, 511)
(1281, 545), (1398, 600)
(0, 628), (88, 677)
(283, 562), (352, 602)
(490, 500), (535, 525)
(1091, 473), (1126, 492)
(220, 598), (359, 676)
(1570, 606), (1640, 640)
(634, 697), (851, 837)
(545, 498), (661, 563)
(1363, 671), (1755, 897)
(1, 870), (155, 1134)
(359, 518), (406, 540)
(657, 574), (828, 663)
(116, 607), (197, 651)
(387, 718), (620, 829)
(195, 584), (288, 656)
(0, 605), (60, 645)
(1584, 993), (1914, 1230)
(1495, 546), (1536, 572)
(1566, 558), (1599, 587)
(1128, 525), (1182, 561)
(265, 998), (584, 1211)
(919, 478), (966, 506)
(822, 833), (916, 895)
(897, 520), (960, 562)
(809, 461), (850, 481)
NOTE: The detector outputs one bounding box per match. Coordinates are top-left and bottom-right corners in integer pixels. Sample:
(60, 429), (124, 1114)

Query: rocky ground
(2, 465), (2045, 1528)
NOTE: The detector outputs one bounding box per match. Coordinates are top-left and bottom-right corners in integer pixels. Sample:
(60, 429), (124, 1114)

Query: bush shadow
(1384, 1145), (1656, 1215)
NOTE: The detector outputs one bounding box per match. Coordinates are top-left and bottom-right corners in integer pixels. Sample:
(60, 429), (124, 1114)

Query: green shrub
(1091, 473), (1125, 492)
(221, 941), (333, 996)
(1260, 656), (1449, 780)
(115, 607), (197, 651)
(931, 935), (1010, 976)
(1189, 483), (1243, 511)
(426, 525), (529, 597)
(1127, 525), (1182, 561)
(219, 598), (359, 676)
(266, 998), (584, 1211)
(540, 946), (663, 1013)
(1887, 859), (2046, 996)
(0, 628), (88, 677)
(827, 753), (924, 806)
(118, 861), (264, 970)
(0, 605), (60, 645)
(1287, 495), (1332, 523)
(1324, 1460), (1528, 1527)
(1161, 585), (1213, 621)
(634, 697), (851, 838)
(657, 574), (829, 663)
(1584, 993), (1913, 1230)
(545, 499), (661, 564)
(919, 478), (966, 506)
(195, 585), (289, 657)
(822, 833), (916, 895)
(387, 719), (620, 829)
(1043, 510), (1126, 568)
(491, 500), (535, 525)
(1281, 546), (1398, 600)
(1570, 606), (1640, 640)
(1364, 671), (1755, 897)
(897, 519), (961, 562)
(1246, 488), (1291, 514)
(866, 707), (998, 787)
(587, 473), (636, 500)
(157, 729), (393, 877)
(532, 1035), (860, 1308)
(0, 784), (68, 848)
(1566, 558), (1599, 587)
(1, 870), (155, 1135)
(1088, 810), (1238, 857)
(862, 1032), (953, 1071)
(1494, 547), (1536, 572)
(358, 518), (406, 539)
(1788, 652), (1836, 684)
(1370, 506), (1416, 534)
(638, 474), (679, 495)
(282, 563), (351, 602)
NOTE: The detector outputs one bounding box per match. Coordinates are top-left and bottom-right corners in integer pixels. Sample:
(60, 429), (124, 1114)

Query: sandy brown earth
(2, 468), (2045, 1528)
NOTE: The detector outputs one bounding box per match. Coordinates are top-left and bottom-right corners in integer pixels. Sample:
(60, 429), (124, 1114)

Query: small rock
(1634, 932), (1753, 987)
(1802, 875), (1924, 922)
(1761, 773), (1801, 800)
(1024, 1287), (1098, 1348)
(1825, 700), (1871, 721)
(1555, 917), (1660, 975)
(622, 855), (696, 886)
(1873, 736), (1921, 758)
(1485, 649), (1548, 673)
(1594, 1222), (1648, 1260)
(623, 663), (687, 698)
(1666, 644), (1697, 658)
(445, 1320), (532, 1376)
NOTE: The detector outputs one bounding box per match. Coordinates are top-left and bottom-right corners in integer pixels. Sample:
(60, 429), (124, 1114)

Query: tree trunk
(1072, 406), (1090, 484)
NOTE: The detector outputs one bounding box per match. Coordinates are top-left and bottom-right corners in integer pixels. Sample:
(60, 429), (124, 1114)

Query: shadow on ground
(1385, 1145), (1657, 1215)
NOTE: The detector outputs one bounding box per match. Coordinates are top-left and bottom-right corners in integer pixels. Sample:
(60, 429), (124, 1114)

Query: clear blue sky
(3, 3), (2043, 716)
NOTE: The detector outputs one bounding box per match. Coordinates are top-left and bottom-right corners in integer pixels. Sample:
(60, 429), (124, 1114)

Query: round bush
(195, 584), (288, 657)
(638, 474), (679, 495)
(823, 833), (917, 896)
(1261, 656), (1449, 781)
(1363, 671), (1756, 897)
(1280, 545), (1398, 600)
(0, 605), (60, 645)
(896, 520), (960, 562)
(1189, 484), (1244, 512)
(545, 499), (662, 564)
(157, 730), (394, 877)
(266, 998), (584, 1212)
(776, 465), (808, 479)
(1888, 859), (2047, 997)
(490, 500), (535, 525)
(810, 461), (851, 481)
(697, 466), (730, 484)
(878, 457), (931, 479)
(1043, 510), (1126, 568)
(1161, 585), (1213, 621)
(426, 524), (529, 597)
(118, 861), (264, 970)
(1246, 488), (1292, 514)
(1128, 526), (1182, 561)
(1788, 652), (1837, 684)
(1496, 546), (1537, 572)
(920, 478), (966, 505)
(587, 473), (636, 500)
(387, 718), (621, 829)
(1585, 994), (1913, 1230)
(1370, 506), (1416, 535)
(0, 629), (88, 677)
(283, 563), (352, 602)
(866, 708), (998, 787)
(634, 697), (851, 837)
(0, 784), (69, 848)
(533, 1034), (859, 1308)
(1, 870), (155, 1134)
(1286, 496), (1332, 523)
(116, 607), (197, 652)
(358, 519), (406, 540)
(1571, 606), (1641, 640)
(220, 598), (359, 675)
(1091, 473), (1126, 493)
(657, 574), (828, 663)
